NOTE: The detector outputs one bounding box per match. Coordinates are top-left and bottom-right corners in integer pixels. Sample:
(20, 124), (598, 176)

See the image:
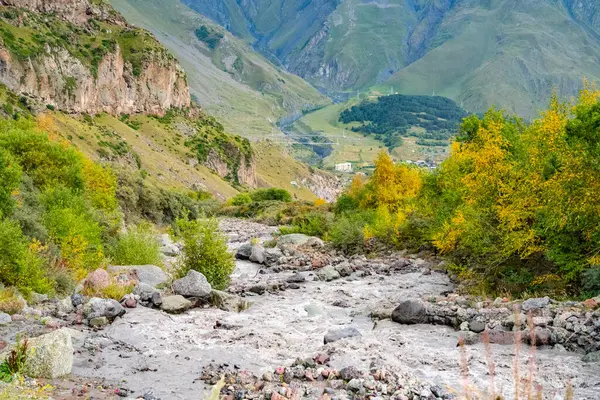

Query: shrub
(110, 223), (162, 266)
(0, 148), (22, 217)
(328, 211), (375, 255)
(230, 192), (252, 206)
(176, 217), (234, 290)
(98, 282), (134, 301)
(0, 219), (51, 295)
(279, 211), (332, 238)
(582, 267), (600, 297)
(250, 188), (292, 202)
(0, 288), (26, 315)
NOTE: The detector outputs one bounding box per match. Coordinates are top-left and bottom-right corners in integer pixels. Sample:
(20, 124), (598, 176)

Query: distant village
(334, 159), (439, 174)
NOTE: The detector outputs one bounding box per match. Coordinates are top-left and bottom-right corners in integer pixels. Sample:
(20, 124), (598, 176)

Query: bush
(0, 219), (51, 295)
(0, 288), (26, 315)
(110, 223), (162, 266)
(250, 188), (292, 202)
(176, 217), (234, 290)
(279, 211), (332, 238)
(230, 192), (252, 206)
(582, 267), (600, 297)
(328, 211), (375, 255)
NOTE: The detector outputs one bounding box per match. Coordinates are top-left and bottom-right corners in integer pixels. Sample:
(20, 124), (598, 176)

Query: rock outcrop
(0, 0), (190, 115)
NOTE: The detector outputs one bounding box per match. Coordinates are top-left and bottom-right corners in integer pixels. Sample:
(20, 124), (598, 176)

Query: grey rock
(249, 245), (265, 264)
(249, 285), (266, 295)
(391, 299), (428, 324)
(235, 243), (252, 260)
(151, 292), (162, 306)
(210, 290), (251, 312)
(334, 261), (352, 277)
(346, 378), (363, 392)
(264, 247), (283, 267)
(324, 327), (361, 344)
(83, 298), (124, 320)
(71, 293), (84, 307)
(277, 234), (323, 249)
(469, 320), (486, 333)
(134, 282), (159, 302)
(459, 321), (470, 331)
(159, 233), (179, 256)
(339, 366), (362, 380)
(305, 303), (324, 317)
(89, 316), (109, 327)
(56, 297), (74, 315)
(30, 293), (49, 304)
(0, 312), (11, 325)
(172, 270), (212, 298)
(521, 297), (550, 312)
(531, 327), (552, 345)
(582, 351), (600, 362)
(23, 329), (73, 378)
(108, 265), (171, 288)
(287, 273), (305, 283)
(316, 265), (340, 282)
(161, 295), (191, 314)
(460, 331), (480, 346)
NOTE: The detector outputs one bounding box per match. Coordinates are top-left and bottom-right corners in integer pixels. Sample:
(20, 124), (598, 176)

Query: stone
(391, 299), (428, 324)
(121, 294), (137, 308)
(250, 245), (265, 264)
(521, 297), (550, 312)
(339, 366), (362, 381)
(278, 234), (324, 249)
(324, 327), (361, 344)
(172, 270), (212, 298)
(469, 320), (486, 333)
(159, 233), (179, 257)
(532, 328), (552, 346)
(459, 321), (469, 331)
(249, 285), (266, 295)
(71, 293), (84, 307)
(85, 268), (110, 291)
(235, 243), (252, 260)
(316, 266), (341, 282)
(0, 312), (11, 325)
(287, 273), (305, 283)
(582, 351), (600, 362)
(23, 329), (73, 378)
(334, 261), (353, 277)
(151, 292), (163, 307)
(89, 316), (109, 327)
(30, 293), (49, 304)
(264, 247), (283, 267)
(211, 290), (251, 312)
(83, 298), (125, 320)
(108, 265), (171, 288)
(460, 331), (480, 346)
(346, 379), (363, 392)
(161, 295), (191, 314)
(56, 297), (74, 315)
(134, 282), (159, 303)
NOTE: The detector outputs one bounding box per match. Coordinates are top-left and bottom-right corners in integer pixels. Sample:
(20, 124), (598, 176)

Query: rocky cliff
(0, 0), (189, 115)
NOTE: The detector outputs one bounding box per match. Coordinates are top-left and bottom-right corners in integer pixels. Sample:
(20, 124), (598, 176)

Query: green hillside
(178, 0), (600, 118)
(110, 0), (330, 137)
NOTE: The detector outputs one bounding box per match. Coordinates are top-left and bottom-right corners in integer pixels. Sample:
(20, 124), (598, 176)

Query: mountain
(110, 0), (330, 137)
(180, 0), (600, 117)
(0, 0), (340, 201)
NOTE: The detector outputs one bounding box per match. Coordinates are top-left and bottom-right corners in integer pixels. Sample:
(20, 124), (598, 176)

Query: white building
(335, 162), (353, 172)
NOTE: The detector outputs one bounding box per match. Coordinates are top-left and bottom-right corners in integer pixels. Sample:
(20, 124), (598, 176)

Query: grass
(110, 224), (163, 266)
(0, 289), (25, 316)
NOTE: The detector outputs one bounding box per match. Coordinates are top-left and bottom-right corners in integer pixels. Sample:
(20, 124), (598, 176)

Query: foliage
(331, 86), (600, 297)
(230, 192), (252, 206)
(0, 288), (26, 315)
(340, 94), (467, 149)
(328, 211), (376, 255)
(0, 376), (53, 399)
(176, 217), (234, 290)
(0, 340), (28, 383)
(279, 210), (332, 238)
(109, 223), (162, 266)
(96, 282), (134, 301)
(194, 25), (224, 50)
(249, 188), (292, 202)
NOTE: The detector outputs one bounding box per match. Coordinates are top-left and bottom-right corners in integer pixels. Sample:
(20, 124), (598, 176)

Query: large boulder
(161, 295), (191, 314)
(108, 265), (171, 288)
(235, 243), (252, 260)
(249, 245), (265, 264)
(172, 270), (212, 298)
(23, 329), (73, 378)
(324, 327), (361, 344)
(391, 299), (428, 324)
(277, 234), (324, 249)
(85, 268), (110, 291)
(83, 298), (125, 320)
(264, 247), (283, 267)
(316, 265), (340, 282)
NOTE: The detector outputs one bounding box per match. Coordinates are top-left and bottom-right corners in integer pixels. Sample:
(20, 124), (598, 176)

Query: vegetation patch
(194, 25), (224, 50)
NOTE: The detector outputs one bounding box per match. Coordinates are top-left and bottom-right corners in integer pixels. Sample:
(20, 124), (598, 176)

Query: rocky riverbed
(2, 219), (600, 399)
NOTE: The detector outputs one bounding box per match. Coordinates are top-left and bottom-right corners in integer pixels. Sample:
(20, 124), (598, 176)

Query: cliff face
(0, 0), (190, 115)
